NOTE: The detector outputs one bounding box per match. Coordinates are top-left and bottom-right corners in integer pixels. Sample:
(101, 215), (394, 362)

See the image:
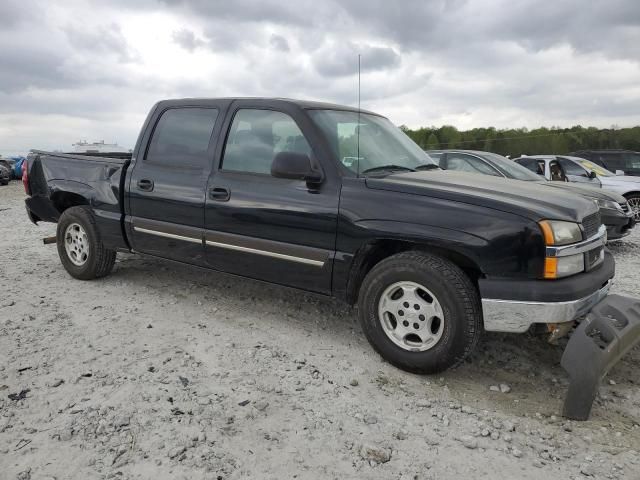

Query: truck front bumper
(480, 251), (615, 333)
(561, 294), (640, 420)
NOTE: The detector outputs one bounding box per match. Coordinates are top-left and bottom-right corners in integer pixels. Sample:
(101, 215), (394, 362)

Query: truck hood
(365, 170), (598, 223)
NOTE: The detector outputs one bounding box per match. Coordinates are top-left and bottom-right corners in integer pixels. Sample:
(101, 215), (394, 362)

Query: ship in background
(71, 140), (130, 154)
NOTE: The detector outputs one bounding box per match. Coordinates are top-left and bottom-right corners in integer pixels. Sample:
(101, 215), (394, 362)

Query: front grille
(582, 212), (601, 239)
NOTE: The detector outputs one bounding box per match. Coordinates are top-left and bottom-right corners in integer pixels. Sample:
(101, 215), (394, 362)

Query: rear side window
(146, 108), (219, 167)
(446, 153), (500, 176)
(221, 109), (311, 175)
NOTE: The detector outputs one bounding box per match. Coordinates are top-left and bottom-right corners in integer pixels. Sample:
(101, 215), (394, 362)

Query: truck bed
(25, 150), (131, 251)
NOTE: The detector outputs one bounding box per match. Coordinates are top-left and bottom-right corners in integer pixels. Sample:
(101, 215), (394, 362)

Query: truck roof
(156, 97), (382, 117)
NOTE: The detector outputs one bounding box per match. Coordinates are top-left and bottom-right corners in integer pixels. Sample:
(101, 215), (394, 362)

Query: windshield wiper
(361, 164), (416, 175)
(414, 164), (440, 171)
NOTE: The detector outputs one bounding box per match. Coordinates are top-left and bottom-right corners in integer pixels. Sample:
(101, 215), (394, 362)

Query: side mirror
(271, 151), (322, 183)
(616, 170), (625, 176)
(588, 170), (597, 179)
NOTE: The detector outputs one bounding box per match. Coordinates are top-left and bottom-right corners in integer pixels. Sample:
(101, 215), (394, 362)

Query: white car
(515, 155), (640, 221)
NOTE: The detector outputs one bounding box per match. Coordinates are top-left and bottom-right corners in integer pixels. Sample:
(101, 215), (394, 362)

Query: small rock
(395, 430), (408, 440)
(349, 379), (359, 387)
(364, 415), (378, 425)
(178, 376), (189, 387)
(460, 435), (478, 449)
(168, 446), (186, 459)
(608, 379), (616, 385)
(580, 464), (596, 476)
(49, 379), (64, 388)
(512, 448), (523, 458)
(254, 401), (269, 411)
(489, 385), (500, 392)
(481, 429), (490, 437)
(359, 444), (391, 464)
(500, 384), (512, 393)
(115, 415), (130, 427)
(16, 469), (31, 480)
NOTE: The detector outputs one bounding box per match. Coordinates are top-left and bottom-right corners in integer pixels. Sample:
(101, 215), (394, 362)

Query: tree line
(399, 124), (640, 157)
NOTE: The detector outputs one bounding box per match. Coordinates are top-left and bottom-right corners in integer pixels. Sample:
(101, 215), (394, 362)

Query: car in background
(428, 150), (635, 240)
(514, 155), (640, 222)
(0, 159), (14, 185)
(570, 150), (640, 177)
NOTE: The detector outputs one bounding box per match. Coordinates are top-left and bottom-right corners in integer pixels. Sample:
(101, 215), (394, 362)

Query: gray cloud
(172, 28), (206, 51)
(270, 34), (290, 52)
(64, 23), (139, 63)
(313, 42), (401, 77)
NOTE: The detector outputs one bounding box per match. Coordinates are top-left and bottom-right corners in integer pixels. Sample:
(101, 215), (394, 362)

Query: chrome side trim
(133, 226), (203, 244)
(482, 280), (612, 333)
(205, 239), (325, 267)
(546, 225), (606, 258)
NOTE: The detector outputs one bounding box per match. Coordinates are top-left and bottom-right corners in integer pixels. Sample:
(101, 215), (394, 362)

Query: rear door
(127, 102), (225, 265)
(203, 101), (339, 294)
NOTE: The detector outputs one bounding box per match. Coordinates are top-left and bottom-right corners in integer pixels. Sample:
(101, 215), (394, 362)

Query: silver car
(515, 155), (640, 221)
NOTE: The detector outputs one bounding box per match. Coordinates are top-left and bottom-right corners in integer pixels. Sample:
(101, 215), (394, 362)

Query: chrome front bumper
(482, 280), (612, 333)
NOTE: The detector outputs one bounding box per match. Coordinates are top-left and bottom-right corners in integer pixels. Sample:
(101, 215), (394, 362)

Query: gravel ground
(1, 181), (639, 479)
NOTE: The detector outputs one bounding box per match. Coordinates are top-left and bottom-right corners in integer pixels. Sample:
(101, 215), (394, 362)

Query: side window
(446, 153), (500, 176)
(517, 158), (539, 173)
(558, 158), (587, 177)
(624, 153), (640, 169)
(222, 109), (311, 175)
(146, 108), (218, 167)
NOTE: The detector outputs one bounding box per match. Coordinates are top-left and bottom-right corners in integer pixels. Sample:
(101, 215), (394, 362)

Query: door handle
(209, 187), (230, 201)
(137, 179), (154, 191)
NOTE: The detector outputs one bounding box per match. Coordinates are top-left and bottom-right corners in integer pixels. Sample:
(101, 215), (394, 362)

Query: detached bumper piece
(561, 294), (640, 420)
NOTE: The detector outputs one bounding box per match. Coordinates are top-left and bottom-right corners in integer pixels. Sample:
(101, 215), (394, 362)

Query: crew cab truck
(23, 98), (640, 419)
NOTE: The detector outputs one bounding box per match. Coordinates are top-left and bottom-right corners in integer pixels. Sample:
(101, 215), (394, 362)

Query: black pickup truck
(23, 98), (640, 419)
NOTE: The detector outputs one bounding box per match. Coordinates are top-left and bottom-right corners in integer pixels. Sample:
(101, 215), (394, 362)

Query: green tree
(425, 133), (440, 150)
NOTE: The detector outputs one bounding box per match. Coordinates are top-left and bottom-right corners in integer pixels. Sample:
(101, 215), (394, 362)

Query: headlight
(539, 220), (585, 279)
(544, 254), (585, 279)
(539, 220), (582, 246)
(592, 198), (622, 211)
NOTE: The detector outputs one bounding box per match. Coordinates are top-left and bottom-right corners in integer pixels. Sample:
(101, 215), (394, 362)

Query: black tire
(357, 251), (481, 374)
(56, 206), (116, 280)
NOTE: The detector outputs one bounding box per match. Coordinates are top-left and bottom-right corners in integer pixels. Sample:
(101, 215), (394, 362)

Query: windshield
(577, 159), (614, 177)
(483, 152), (542, 181)
(309, 110), (437, 175)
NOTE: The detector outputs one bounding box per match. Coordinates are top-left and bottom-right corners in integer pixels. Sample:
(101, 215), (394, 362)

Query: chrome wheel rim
(628, 198), (640, 222)
(378, 281), (445, 352)
(64, 223), (90, 266)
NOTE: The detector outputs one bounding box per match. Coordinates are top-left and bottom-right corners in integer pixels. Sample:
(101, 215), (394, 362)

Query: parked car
(514, 155), (640, 222)
(427, 150), (635, 240)
(0, 160), (12, 185)
(22, 98), (640, 419)
(569, 150), (640, 177)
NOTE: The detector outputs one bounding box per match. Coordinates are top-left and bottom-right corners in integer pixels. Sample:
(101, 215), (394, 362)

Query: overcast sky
(1, 0), (639, 155)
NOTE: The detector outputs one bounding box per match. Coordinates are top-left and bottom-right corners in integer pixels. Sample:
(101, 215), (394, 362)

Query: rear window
(146, 108), (219, 167)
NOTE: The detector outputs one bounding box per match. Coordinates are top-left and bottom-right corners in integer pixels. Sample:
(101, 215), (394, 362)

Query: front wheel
(625, 193), (640, 222)
(56, 206), (116, 280)
(357, 251), (481, 374)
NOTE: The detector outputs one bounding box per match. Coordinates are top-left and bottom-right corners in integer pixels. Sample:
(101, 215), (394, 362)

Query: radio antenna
(356, 53), (361, 178)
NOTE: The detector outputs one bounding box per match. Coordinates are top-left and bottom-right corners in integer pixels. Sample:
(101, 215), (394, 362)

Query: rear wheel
(56, 206), (116, 280)
(358, 251), (481, 374)
(626, 194), (640, 222)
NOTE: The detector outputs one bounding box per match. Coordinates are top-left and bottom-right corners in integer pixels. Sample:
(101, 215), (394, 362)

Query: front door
(128, 106), (221, 265)
(204, 104), (339, 294)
